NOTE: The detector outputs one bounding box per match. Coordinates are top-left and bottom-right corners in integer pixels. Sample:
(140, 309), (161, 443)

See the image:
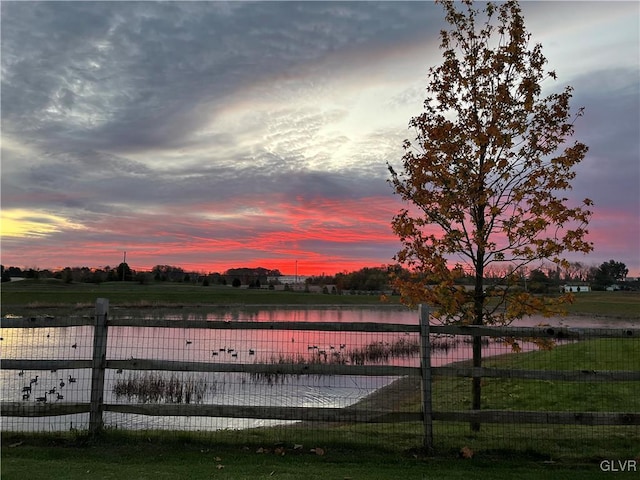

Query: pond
(1, 306), (635, 432)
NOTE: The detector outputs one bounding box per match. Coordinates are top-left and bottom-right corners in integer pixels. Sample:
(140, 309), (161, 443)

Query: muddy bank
(347, 375), (421, 413)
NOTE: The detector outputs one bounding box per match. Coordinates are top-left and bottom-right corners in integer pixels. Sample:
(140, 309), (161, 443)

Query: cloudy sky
(1, 1), (639, 277)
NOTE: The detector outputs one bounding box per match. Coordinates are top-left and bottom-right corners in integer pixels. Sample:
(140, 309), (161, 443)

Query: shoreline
(345, 315), (639, 416)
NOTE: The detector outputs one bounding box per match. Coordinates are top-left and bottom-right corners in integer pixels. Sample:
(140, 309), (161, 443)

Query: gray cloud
(569, 67), (640, 213)
(2, 1), (638, 274)
(1, 1), (438, 153)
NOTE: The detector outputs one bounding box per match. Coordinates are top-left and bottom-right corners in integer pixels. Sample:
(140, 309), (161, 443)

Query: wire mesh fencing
(427, 325), (640, 457)
(1, 302), (424, 448)
(1, 301), (638, 457)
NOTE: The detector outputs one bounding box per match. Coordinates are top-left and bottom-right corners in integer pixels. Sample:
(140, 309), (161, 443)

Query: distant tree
(105, 266), (119, 282)
(1, 265), (11, 283)
(231, 278), (241, 288)
(135, 272), (150, 285)
(62, 267), (73, 284)
(308, 266), (393, 292)
(4, 266), (23, 278)
(528, 269), (550, 294)
(388, 0), (592, 430)
(600, 260), (628, 282)
(88, 269), (105, 284)
(592, 260), (628, 289)
(152, 265), (185, 282)
(116, 262), (133, 282)
(24, 268), (40, 279)
(225, 267), (277, 286)
(562, 261), (587, 282)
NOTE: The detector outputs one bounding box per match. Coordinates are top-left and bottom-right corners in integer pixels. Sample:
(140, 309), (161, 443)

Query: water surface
(1, 306), (634, 432)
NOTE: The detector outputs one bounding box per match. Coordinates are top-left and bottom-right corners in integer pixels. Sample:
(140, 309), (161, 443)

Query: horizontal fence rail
(3, 316), (636, 337)
(432, 411), (639, 426)
(1, 299), (639, 451)
(420, 321), (640, 450)
(1, 299), (425, 436)
(429, 324), (639, 339)
(435, 366), (640, 382)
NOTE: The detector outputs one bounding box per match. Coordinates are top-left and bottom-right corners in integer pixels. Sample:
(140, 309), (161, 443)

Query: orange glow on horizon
(3, 198), (638, 278)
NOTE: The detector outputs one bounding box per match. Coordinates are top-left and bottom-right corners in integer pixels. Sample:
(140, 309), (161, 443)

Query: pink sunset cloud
(1, 2), (637, 277)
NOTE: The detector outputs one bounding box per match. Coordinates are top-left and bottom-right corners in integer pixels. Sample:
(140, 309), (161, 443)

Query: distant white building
(268, 275), (308, 285)
(562, 284), (591, 293)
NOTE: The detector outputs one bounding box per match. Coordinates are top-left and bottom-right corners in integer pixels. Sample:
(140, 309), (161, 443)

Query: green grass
(2, 283), (638, 477)
(3, 339), (639, 478)
(3, 280), (639, 319)
(431, 338), (640, 413)
(2, 430), (637, 480)
(565, 291), (640, 319)
(0, 279), (399, 311)
(371, 338), (640, 460)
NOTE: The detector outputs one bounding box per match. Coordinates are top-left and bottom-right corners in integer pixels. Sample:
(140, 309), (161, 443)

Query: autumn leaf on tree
(388, 0), (592, 431)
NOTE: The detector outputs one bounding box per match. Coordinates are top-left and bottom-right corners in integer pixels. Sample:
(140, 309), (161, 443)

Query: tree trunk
(471, 144), (487, 432)
(471, 334), (482, 431)
(471, 246), (485, 432)
(471, 293), (483, 431)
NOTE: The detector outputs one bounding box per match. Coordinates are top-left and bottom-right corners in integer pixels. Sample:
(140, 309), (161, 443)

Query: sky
(1, 1), (639, 277)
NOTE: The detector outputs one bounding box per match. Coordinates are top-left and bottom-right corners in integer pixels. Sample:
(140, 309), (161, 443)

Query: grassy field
(2, 281), (638, 478)
(2, 339), (638, 479)
(354, 337), (639, 459)
(2, 279), (639, 318)
(563, 290), (640, 318)
(3, 431), (636, 480)
(0, 279), (401, 310)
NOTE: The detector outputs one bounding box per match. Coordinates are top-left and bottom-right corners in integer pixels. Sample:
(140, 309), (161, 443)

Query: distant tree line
(0, 260), (635, 292)
(305, 260), (635, 294)
(479, 259), (632, 292)
(305, 266), (400, 294)
(0, 264), (281, 287)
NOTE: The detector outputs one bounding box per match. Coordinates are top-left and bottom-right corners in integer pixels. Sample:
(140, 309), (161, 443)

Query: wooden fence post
(419, 304), (433, 452)
(89, 298), (109, 436)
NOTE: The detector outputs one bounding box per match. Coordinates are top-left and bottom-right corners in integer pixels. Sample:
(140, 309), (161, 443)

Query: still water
(1, 306), (634, 432)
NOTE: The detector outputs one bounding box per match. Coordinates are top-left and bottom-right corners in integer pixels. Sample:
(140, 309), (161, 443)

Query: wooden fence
(1, 299), (639, 450)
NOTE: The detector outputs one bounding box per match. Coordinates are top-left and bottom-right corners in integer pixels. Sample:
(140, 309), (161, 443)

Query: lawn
(3, 433), (635, 480)
(564, 290), (640, 318)
(2, 279), (639, 319)
(432, 338), (640, 413)
(2, 339), (638, 479)
(2, 282), (638, 478)
(0, 279), (400, 311)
